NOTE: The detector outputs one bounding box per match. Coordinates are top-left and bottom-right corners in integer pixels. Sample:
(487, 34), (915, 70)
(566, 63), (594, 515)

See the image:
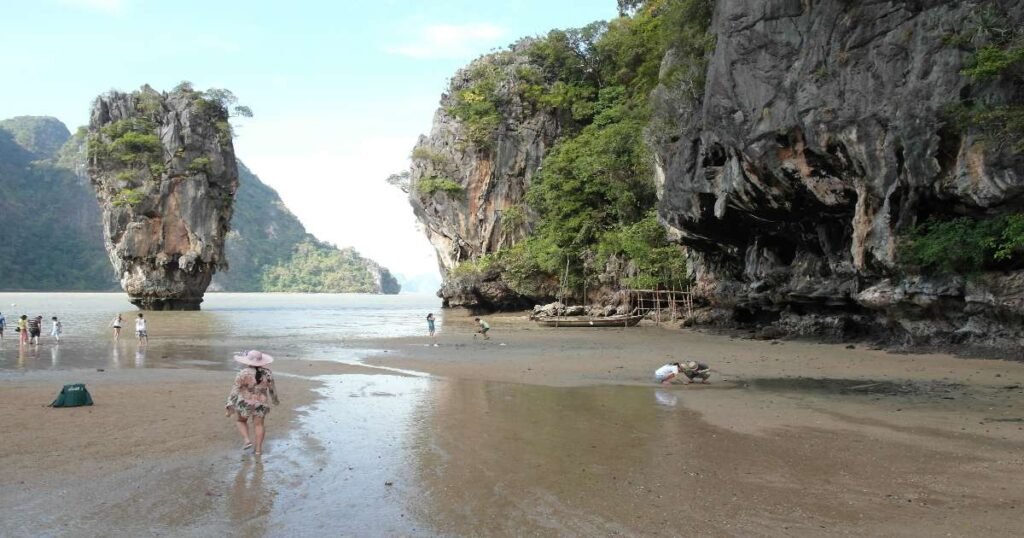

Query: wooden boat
(533, 314), (644, 328)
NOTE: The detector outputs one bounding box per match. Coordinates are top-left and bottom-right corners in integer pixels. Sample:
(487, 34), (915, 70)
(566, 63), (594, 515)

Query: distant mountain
(0, 119), (114, 290)
(0, 116), (71, 158)
(0, 116), (399, 294)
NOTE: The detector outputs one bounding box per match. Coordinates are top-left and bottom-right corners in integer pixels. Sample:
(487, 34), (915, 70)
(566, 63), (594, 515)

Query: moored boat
(533, 314), (644, 327)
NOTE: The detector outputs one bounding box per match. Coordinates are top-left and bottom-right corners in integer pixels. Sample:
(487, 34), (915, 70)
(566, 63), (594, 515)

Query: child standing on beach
(135, 313), (148, 345)
(111, 314), (123, 340)
(226, 350), (280, 456)
(50, 317), (63, 343)
(427, 313), (436, 337)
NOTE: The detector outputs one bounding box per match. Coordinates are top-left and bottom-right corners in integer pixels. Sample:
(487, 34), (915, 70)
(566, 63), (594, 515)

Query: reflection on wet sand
(229, 459), (273, 535)
(408, 380), (1024, 536)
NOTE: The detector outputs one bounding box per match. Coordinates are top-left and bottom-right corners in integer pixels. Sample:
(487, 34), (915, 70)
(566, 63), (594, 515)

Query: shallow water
(0, 293), (443, 372)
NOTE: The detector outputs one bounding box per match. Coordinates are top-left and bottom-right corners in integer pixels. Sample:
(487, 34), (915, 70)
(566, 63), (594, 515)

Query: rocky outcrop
(654, 0), (1024, 346)
(87, 86), (239, 310)
(368, 260), (402, 295)
(409, 44), (561, 310)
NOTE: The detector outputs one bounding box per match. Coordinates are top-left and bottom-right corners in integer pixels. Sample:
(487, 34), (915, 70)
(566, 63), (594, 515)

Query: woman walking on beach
(225, 350), (279, 456)
(111, 314), (123, 340)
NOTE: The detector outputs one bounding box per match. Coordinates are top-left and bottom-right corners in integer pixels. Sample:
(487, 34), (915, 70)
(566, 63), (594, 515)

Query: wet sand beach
(1, 302), (1023, 536)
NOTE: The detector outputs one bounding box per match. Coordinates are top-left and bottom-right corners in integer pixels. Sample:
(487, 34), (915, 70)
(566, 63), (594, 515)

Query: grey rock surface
(654, 0), (1024, 347)
(408, 44), (561, 310)
(88, 85), (239, 310)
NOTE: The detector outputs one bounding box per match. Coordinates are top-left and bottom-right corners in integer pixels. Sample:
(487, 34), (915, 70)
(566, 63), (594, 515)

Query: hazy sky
(0, 0), (616, 277)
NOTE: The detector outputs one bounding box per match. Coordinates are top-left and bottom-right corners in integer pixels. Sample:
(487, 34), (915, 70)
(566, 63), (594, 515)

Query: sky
(0, 0), (617, 279)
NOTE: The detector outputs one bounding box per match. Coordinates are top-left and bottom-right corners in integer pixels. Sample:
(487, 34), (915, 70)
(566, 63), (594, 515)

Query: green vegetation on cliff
(897, 2), (1024, 275)
(944, 2), (1024, 152)
(447, 0), (712, 294)
(900, 215), (1024, 274)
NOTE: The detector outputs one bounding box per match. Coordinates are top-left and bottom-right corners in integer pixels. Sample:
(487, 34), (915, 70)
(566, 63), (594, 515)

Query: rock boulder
(87, 85), (239, 310)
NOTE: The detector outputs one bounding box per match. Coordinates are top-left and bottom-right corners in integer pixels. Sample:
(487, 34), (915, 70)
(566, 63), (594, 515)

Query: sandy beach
(2, 315), (1023, 536)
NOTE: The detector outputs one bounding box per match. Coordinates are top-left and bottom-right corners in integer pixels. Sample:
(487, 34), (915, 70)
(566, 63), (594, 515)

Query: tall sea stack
(87, 85), (239, 310)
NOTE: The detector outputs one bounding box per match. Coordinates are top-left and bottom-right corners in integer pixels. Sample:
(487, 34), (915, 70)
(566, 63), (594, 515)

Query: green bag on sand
(51, 384), (94, 407)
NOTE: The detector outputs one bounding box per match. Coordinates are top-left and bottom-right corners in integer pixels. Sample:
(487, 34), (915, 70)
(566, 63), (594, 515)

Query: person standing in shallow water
(135, 313), (148, 345)
(0, 311), (6, 340)
(225, 350), (280, 456)
(18, 315), (28, 345)
(111, 314), (123, 340)
(426, 313), (436, 337)
(28, 315), (42, 345)
(50, 316), (63, 343)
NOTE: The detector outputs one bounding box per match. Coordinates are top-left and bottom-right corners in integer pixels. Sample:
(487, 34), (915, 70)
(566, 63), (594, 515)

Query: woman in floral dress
(225, 350), (279, 456)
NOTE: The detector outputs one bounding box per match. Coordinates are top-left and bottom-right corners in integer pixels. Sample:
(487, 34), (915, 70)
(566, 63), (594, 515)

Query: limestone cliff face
(655, 0), (1024, 345)
(410, 47), (560, 309)
(87, 86), (238, 310)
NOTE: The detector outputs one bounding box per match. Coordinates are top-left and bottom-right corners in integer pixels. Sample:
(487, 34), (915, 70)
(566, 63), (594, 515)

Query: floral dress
(226, 367), (279, 418)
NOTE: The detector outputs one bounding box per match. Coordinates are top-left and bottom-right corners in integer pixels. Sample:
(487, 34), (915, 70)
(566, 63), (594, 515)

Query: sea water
(0, 292), (443, 372)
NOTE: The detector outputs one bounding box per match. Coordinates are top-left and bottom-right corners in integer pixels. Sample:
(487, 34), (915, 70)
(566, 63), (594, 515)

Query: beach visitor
(474, 317), (490, 340)
(427, 313), (436, 337)
(679, 360), (711, 384)
(225, 350), (279, 456)
(28, 315), (43, 345)
(654, 362), (682, 385)
(111, 314), (123, 340)
(0, 311), (6, 340)
(50, 316), (63, 343)
(135, 313), (148, 345)
(18, 315), (28, 345)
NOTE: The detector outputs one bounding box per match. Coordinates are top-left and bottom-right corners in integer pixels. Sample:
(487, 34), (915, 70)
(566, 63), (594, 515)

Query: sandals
(242, 442), (253, 451)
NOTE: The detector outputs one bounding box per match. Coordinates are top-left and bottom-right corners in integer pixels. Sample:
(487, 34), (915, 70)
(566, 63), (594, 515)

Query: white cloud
(387, 22), (505, 59)
(57, 0), (127, 13)
(233, 111), (440, 277)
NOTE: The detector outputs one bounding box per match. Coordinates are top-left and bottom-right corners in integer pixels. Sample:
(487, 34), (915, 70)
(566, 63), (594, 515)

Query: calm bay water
(0, 292), (442, 373)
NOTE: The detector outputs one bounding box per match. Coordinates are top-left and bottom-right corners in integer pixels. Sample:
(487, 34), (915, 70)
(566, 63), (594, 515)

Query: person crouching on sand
(654, 362), (682, 385)
(225, 350), (279, 456)
(655, 361), (711, 385)
(680, 360), (711, 384)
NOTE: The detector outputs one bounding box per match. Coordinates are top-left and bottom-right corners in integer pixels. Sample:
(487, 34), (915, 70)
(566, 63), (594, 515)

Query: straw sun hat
(686, 361), (697, 369)
(234, 350), (274, 367)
